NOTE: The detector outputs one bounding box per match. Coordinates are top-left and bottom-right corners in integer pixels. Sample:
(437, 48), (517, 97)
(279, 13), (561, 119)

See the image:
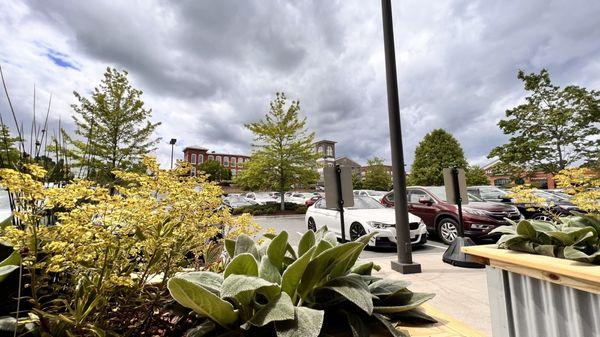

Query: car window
(348, 196), (384, 209)
(314, 199), (325, 209)
(386, 192), (394, 202)
(408, 190), (428, 203)
(426, 187), (483, 202)
(480, 187), (506, 199)
(353, 191), (359, 196)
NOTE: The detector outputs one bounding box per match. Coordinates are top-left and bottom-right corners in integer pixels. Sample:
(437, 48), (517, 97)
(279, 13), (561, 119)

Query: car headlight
(462, 208), (490, 217)
(367, 221), (393, 229)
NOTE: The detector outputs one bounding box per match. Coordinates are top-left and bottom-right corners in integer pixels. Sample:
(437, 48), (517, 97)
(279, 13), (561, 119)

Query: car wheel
(350, 222), (367, 241)
(437, 218), (459, 245)
(532, 214), (553, 222)
(307, 217), (317, 231)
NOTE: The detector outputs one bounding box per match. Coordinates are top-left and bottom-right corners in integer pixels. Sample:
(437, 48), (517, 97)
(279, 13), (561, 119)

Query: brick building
(183, 146), (250, 177)
(483, 160), (555, 189)
(314, 140), (336, 186)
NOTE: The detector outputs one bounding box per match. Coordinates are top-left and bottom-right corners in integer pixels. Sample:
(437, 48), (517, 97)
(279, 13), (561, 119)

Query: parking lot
(253, 214), (448, 258)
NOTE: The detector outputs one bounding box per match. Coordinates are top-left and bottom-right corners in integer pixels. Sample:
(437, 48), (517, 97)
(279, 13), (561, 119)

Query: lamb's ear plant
(168, 227), (436, 337)
(491, 214), (600, 264)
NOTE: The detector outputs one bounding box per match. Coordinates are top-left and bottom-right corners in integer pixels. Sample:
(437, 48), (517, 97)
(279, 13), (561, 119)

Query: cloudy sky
(1, 0), (600, 168)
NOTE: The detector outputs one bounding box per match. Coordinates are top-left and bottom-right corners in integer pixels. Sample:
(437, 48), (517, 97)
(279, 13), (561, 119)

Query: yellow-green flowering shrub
(0, 156), (260, 336)
(554, 167), (600, 214)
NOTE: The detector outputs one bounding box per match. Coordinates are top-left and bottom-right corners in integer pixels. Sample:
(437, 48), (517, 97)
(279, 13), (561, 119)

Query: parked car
(305, 196), (428, 247)
(305, 195), (322, 207)
(353, 190), (389, 203)
(223, 195), (257, 209)
(467, 186), (583, 221)
(381, 186), (522, 245)
(287, 192), (314, 205)
(243, 192), (279, 205)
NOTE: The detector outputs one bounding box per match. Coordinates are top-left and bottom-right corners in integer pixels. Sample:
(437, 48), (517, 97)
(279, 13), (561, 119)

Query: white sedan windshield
(348, 197), (384, 209)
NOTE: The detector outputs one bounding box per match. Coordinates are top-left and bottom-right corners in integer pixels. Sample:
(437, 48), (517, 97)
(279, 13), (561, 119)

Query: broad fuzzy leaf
(369, 279), (411, 297)
(167, 278), (238, 328)
(224, 253), (258, 278)
(234, 234), (259, 260)
(298, 230), (315, 257)
(0, 265), (19, 283)
(275, 306), (324, 337)
(220, 274), (280, 303)
(246, 292), (295, 328)
(317, 274), (374, 314)
(563, 246), (600, 264)
(175, 271), (223, 296)
(351, 261), (377, 276)
(297, 242), (364, 300)
(267, 231), (289, 271)
(259, 256), (282, 284)
(374, 292), (435, 314)
(224, 239), (236, 257)
(516, 220), (537, 239)
(371, 313), (410, 337)
(281, 246), (316, 300)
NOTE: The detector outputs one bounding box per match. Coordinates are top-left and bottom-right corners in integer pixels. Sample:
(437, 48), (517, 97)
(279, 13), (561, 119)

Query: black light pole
(335, 164), (346, 243)
(381, 0), (421, 274)
(169, 138), (177, 169)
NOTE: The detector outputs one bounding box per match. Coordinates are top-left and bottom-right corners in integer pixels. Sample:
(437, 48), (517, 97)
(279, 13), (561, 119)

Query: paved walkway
(367, 252), (492, 336)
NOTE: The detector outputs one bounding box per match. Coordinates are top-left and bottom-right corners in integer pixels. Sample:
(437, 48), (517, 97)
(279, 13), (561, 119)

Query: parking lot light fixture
(169, 138), (177, 169)
(381, 0), (421, 274)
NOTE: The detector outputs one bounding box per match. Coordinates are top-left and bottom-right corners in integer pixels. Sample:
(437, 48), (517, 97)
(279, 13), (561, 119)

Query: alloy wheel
(350, 223), (367, 241)
(308, 218), (317, 231)
(439, 220), (458, 244)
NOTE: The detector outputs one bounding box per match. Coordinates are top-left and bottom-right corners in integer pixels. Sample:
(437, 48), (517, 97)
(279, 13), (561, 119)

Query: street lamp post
(169, 138), (177, 169)
(381, 0), (421, 274)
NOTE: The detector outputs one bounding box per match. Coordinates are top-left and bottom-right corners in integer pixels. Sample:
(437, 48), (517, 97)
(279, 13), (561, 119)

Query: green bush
(231, 202), (307, 216)
(168, 227), (436, 337)
(491, 214), (600, 264)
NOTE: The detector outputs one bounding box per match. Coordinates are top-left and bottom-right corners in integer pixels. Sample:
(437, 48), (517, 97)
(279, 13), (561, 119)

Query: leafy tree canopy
(489, 69), (600, 175)
(465, 165), (490, 186)
(408, 129), (468, 186)
(198, 160), (231, 182)
(362, 157), (391, 191)
(65, 67), (161, 185)
(235, 93), (319, 210)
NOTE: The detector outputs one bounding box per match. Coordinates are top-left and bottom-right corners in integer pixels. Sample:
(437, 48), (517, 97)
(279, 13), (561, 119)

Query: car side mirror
(418, 197), (433, 205)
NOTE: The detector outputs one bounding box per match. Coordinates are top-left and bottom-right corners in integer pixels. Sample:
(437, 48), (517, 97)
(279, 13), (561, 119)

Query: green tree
(465, 165), (489, 185)
(362, 157), (392, 191)
(198, 160), (231, 182)
(65, 67), (161, 185)
(0, 125), (21, 168)
(489, 69), (600, 175)
(408, 129), (468, 186)
(352, 172), (363, 189)
(235, 92), (319, 210)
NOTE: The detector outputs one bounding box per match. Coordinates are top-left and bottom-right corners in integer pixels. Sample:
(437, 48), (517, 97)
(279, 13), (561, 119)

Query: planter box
(463, 245), (600, 337)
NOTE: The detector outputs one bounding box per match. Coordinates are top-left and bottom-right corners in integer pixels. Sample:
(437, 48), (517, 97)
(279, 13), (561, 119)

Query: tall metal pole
(335, 164), (346, 242)
(170, 144), (174, 169)
(381, 0), (421, 274)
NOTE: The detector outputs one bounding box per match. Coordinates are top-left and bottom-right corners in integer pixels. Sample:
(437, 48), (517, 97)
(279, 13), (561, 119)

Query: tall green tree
(489, 69), (600, 175)
(235, 92), (319, 210)
(408, 129), (468, 186)
(65, 67), (161, 184)
(465, 165), (490, 185)
(198, 160), (231, 182)
(0, 124), (20, 168)
(352, 172), (364, 190)
(362, 157), (392, 191)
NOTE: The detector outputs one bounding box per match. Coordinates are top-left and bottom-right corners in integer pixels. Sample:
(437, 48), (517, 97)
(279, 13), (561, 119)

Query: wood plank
(462, 245), (600, 293)
(399, 304), (486, 337)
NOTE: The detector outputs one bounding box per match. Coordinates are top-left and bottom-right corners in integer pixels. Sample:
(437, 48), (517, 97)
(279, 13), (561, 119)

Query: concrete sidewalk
(367, 252), (492, 336)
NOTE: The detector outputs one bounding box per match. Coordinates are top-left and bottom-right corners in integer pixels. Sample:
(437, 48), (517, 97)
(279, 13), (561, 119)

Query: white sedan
(287, 192), (315, 205)
(305, 196), (428, 247)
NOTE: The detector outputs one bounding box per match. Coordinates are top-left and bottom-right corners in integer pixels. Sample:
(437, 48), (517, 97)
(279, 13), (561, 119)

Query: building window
(216, 156), (221, 164)
(191, 168), (196, 176)
(231, 157), (236, 167)
(208, 155), (214, 161)
(191, 154), (197, 164)
(223, 157), (229, 167)
(198, 155), (204, 164)
(494, 178), (510, 186)
(326, 146), (333, 157)
(238, 158), (244, 168)
(231, 169), (237, 177)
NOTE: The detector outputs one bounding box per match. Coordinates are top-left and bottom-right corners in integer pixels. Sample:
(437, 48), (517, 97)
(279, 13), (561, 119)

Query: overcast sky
(1, 0), (600, 168)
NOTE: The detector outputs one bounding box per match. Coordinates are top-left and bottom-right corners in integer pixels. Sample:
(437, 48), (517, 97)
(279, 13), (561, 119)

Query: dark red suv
(381, 186), (522, 244)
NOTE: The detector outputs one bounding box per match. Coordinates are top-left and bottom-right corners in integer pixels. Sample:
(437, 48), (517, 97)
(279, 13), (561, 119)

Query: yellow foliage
(0, 156), (260, 289)
(554, 167), (600, 213)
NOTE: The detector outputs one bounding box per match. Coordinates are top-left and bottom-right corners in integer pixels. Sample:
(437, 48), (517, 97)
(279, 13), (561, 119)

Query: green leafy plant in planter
(168, 227), (435, 337)
(490, 214), (600, 264)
